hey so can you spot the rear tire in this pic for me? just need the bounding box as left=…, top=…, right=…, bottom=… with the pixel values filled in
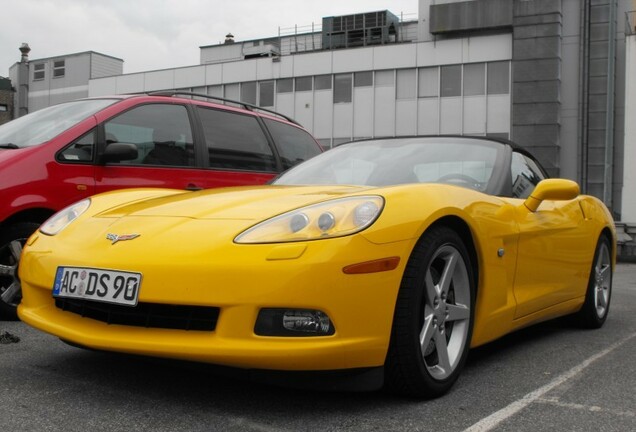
left=385, top=226, right=475, bottom=398
left=575, top=235, right=612, bottom=329
left=0, top=222, right=41, bottom=320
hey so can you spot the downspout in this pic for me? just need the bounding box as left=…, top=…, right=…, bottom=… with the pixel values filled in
left=579, top=0, right=590, bottom=192
left=603, top=0, right=617, bottom=208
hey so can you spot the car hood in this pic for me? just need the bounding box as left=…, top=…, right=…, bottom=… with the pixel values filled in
left=96, top=185, right=375, bottom=221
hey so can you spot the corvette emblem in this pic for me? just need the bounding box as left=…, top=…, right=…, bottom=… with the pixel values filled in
left=106, top=233, right=140, bottom=244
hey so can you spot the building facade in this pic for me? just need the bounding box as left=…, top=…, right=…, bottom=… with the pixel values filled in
left=9, top=46, right=123, bottom=116
left=0, top=76, right=13, bottom=125
left=7, top=0, right=636, bottom=254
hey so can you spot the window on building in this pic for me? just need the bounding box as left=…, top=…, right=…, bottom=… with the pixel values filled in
left=240, top=81, right=257, bottom=105
left=197, top=107, right=276, bottom=172
left=354, top=71, right=373, bottom=87
left=259, top=81, right=274, bottom=107
left=464, top=63, right=485, bottom=96
left=295, top=76, right=312, bottom=92
left=440, top=65, right=462, bottom=97
left=418, top=67, right=438, bottom=97
left=396, top=69, right=416, bottom=99
left=104, top=104, right=195, bottom=167
left=207, top=85, right=223, bottom=98
left=334, top=74, right=352, bottom=103
left=53, top=60, right=65, bottom=78
left=315, top=75, right=332, bottom=90
left=277, top=78, right=293, bottom=93
left=33, top=63, right=45, bottom=81
left=375, top=70, right=394, bottom=86
left=488, top=61, right=510, bottom=95
left=224, top=83, right=240, bottom=101
left=0, top=104, right=7, bottom=112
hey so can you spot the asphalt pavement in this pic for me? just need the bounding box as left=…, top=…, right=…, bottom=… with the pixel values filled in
left=1, top=264, right=635, bottom=432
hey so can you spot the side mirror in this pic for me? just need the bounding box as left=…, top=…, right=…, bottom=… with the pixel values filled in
left=524, top=179, right=580, bottom=212
left=99, top=143, right=138, bottom=164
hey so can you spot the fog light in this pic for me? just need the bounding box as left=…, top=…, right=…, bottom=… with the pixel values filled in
left=255, top=308, right=335, bottom=336
left=283, top=310, right=331, bottom=333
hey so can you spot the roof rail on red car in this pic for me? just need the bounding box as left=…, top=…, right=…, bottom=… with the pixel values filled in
left=147, top=91, right=300, bottom=126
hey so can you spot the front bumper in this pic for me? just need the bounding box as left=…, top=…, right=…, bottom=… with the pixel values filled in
left=19, top=229, right=412, bottom=371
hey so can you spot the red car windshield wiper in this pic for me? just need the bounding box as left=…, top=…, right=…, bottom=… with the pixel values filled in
left=0, top=143, right=19, bottom=149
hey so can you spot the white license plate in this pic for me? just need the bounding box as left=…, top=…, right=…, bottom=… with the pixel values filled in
left=52, top=267, right=142, bottom=306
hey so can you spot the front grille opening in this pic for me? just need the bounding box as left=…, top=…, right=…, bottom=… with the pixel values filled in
left=55, top=298, right=219, bottom=331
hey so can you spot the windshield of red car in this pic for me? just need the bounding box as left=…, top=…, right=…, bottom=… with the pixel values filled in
left=0, top=99, right=116, bottom=148
left=274, top=137, right=501, bottom=193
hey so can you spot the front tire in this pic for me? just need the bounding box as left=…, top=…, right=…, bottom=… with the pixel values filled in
left=0, top=222, right=41, bottom=320
left=385, top=226, right=475, bottom=398
left=575, top=235, right=612, bottom=329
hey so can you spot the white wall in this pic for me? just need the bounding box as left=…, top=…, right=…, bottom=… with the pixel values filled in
left=621, top=35, right=636, bottom=222
left=89, top=33, right=513, bottom=146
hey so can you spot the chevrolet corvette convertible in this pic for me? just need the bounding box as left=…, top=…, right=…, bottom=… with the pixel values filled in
left=18, top=136, right=615, bottom=397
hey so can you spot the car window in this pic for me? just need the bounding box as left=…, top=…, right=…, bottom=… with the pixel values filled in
left=511, top=152, right=545, bottom=198
left=104, top=104, right=195, bottom=167
left=262, top=118, right=321, bottom=169
left=58, top=130, right=95, bottom=162
left=0, top=99, right=115, bottom=148
left=197, top=107, right=276, bottom=172
left=275, top=137, right=501, bottom=193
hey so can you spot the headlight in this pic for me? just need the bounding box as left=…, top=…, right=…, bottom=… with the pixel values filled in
left=235, top=196, right=384, bottom=244
left=40, top=199, right=91, bottom=236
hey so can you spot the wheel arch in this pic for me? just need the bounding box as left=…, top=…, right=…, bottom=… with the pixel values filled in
left=423, top=215, right=480, bottom=294
left=599, top=226, right=616, bottom=268
left=1, top=208, right=55, bottom=230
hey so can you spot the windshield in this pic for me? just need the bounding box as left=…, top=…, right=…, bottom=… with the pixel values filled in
left=0, top=99, right=117, bottom=148
left=274, top=137, right=503, bottom=193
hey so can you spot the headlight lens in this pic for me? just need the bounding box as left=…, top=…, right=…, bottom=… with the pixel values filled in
left=40, top=199, right=91, bottom=236
left=235, top=196, right=384, bottom=244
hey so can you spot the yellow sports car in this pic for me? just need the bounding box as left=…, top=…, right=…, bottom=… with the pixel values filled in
left=18, top=136, right=615, bottom=398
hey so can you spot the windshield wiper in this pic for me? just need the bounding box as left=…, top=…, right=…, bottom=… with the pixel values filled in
left=0, top=143, right=19, bottom=149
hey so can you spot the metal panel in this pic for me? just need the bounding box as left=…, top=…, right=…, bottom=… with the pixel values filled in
left=175, top=66, right=205, bottom=88
left=463, top=96, right=487, bottom=134
left=430, top=0, right=513, bottom=34
left=440, top=98, right=462, bottom=134
left=144, top=70, right=175, bottom=91
left=417, top=98, right=439, bottom=135
left=333, top=103, right=353, bottom=138
left=313, top=91, right=333, bottom=139
left=353, top=87, right=373, bottom=137
left=395, top=100, right=417, bottom=136
left=374, top=86, right=395, bottom=137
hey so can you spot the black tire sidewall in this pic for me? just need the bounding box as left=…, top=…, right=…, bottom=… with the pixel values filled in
left=578, top=235, right=612, bottom=328
left=386, top=226, right=476, bottom=397
left=0, top=222, right=41, bottom=320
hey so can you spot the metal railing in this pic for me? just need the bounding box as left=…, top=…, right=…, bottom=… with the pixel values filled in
left=276, top=12, right=419, bottom=55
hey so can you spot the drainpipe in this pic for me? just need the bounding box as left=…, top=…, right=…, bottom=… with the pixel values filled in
left=578, top=0, right=590, bottom=193
left=603, top=0, right=617, bottom=208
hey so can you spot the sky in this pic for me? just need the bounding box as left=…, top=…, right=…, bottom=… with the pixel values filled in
left=1, top=0, right=419, bottom=77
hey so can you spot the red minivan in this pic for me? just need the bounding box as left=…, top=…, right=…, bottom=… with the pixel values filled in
left=0, top=93, right=323, bottom=319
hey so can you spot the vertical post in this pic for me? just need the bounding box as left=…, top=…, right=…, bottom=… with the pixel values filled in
left=603, top=0, right=617, bottom=207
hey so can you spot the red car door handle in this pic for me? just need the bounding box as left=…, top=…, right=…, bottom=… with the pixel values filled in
left=185, top=184, right=203, bottom=191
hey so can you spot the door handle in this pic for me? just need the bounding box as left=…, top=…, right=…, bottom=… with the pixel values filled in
left=185, top=183, right=203, bottom=191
